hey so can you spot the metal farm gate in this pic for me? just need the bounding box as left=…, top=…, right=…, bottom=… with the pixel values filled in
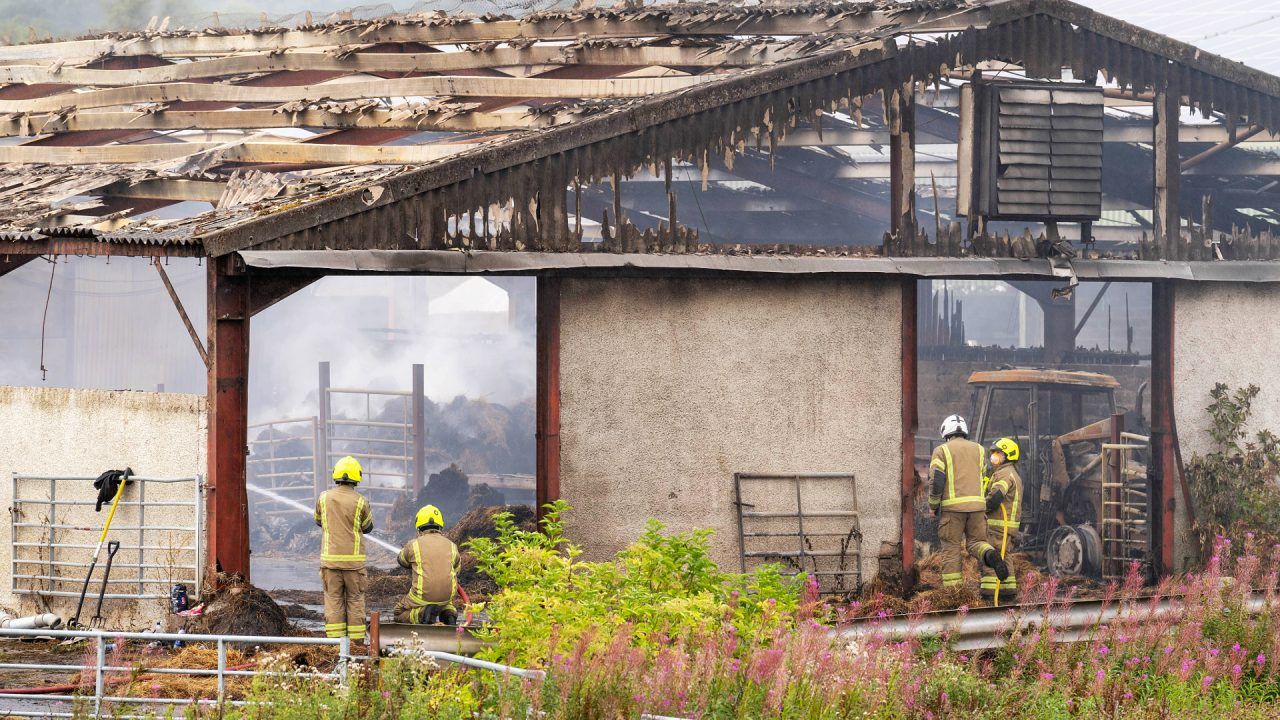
left=734, top=472, right=863, bottom=595
left=9, top=474, right=203, bottom=603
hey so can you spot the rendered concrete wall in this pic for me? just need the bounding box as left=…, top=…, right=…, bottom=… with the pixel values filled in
left=0, top=386, right=205, bottom=628
left=558, top=277, right=903, bottom=583
left=1173, top=282, right=1280, bottom=570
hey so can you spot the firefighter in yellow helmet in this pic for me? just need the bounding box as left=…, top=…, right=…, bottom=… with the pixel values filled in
left=314, top=455, right=374, bottom=641
left=929, top=415, right=1009, bottom=591
left=982, top=437, right=1023, bottom=602
left=393, top=504, right=462, bottom=625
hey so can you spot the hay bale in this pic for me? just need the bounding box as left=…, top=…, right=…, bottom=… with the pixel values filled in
left=446, top=505, right=537, bottom=602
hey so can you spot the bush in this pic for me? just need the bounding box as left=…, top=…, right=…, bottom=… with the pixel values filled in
left=1186, top=384, right=1280, bottom=556
left=464, top=500, right=803, bottom=667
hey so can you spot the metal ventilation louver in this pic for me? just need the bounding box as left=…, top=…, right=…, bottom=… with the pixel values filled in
left=978, top=83, right=1104, bottom=221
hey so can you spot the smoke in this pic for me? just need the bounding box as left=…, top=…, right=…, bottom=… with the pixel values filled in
left=0, top=255, right=536, bottom=427
left=248, top=276, right=536, bottom=422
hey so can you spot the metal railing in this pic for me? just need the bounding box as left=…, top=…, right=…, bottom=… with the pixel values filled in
left=10, top=474, right=203, bottom=602
left=0, top=626, right=539, bottom=719
left=247, top=416, right=322, bottom=515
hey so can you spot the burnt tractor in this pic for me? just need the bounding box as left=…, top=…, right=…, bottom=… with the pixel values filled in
left=966, top=368, right=1152, bottom=580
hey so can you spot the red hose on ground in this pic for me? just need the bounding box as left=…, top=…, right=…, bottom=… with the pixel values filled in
left=457, top=585, right=473, bottom=625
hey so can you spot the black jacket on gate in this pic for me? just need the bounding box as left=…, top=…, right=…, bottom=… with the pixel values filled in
left=93, top=467, right=134, bottom=512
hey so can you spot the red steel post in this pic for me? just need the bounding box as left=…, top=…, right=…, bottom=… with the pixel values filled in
left=206, top=256, right=251, bottom=581
left=535, top=275, right=562, bottom=521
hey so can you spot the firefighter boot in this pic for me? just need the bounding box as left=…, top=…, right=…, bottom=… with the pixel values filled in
left=983, top=548, right=1010, bottom=582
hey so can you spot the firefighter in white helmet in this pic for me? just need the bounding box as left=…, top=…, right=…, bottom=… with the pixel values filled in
left=314, top=455, right=374, bottom=641
left=929, top=415, right=1009, bottom=591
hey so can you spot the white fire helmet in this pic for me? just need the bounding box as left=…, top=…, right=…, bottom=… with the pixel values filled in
left=940, top=414, right=968, bottom=439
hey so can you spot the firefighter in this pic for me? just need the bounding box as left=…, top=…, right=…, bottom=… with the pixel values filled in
left=393, top=504, right=462, bottom=626
left=314, top=455, right=374, bottom=641
left=929, top=415, right=1009, bottom=591
left=982, top=437, right=1023, bottom=602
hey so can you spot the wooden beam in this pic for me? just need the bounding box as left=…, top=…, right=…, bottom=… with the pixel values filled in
left=889, top=82, right=916, bottom=252
left=0, top=140, right=468, bottom=165
left=1150, top=280, right=1177, bottom=575
left=0, top=8, right=990, bottom=64
left=206, top=254, right=251, bottom=581
left=0, top=238, right=204, bottom=257
left=0, top=106, right=554, bottom=137
left=1180, top=124, right=1265, bottom=172
left=96, top=178, right=227, bottom=204
left=0, top=45, right=823, bottom=85
left=0, top=75, right=713, bottom=114
left=154, top=257, right=208, bottom=369
left=1153, top=84, right=1181, bottom=259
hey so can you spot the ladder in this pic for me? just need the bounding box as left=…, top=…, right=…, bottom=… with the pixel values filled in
left=1100, top=439, right=1151, bottom=581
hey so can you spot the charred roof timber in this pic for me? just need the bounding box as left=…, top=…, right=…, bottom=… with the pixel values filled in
left=0, top=0, right=1278, bottom=268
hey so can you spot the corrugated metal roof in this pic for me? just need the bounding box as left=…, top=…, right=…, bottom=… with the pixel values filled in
left=1077, top=1, right=1280, bottom=74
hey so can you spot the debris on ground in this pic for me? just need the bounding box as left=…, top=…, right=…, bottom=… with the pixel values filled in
left=189, top=574, right=296, bottom=637
left=447, top=505, right=537, bottom=601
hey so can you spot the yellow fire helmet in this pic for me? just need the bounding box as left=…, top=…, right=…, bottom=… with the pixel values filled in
left=415, top=504, right=445, bottom=530
left=331, top=455, right=363, bottom=483
left=990, top=437, right=1021, bottom=463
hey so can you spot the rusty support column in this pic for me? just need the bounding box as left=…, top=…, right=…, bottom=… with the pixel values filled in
left=206, top=255, right=250, bottom=581
left=535, top=275, right=561, bottom=521
left=889, top=82, right=917, bottom=255
left=900, top=279, right=918, bottom=594
left=1150, top=281, right=1176, bottom=575
left=411, top=363, right=426, bottom=496
left=1153, top=82, right=1181, bottom=259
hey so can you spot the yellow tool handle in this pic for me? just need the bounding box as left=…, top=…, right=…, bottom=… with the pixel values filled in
left=994, top=504, right=1010, bottom=608
left=97, top=481, right=127, bottom=544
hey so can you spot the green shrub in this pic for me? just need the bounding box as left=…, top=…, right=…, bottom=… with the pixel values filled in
left=1186, top=384, right=1280, bottom=556
left=465, top=500, right=803, bottom=667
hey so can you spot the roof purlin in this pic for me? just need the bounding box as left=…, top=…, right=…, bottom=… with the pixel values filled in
left=198, top=0, right=1280, bottom=258
left=198, top=4, right=992, bottom=256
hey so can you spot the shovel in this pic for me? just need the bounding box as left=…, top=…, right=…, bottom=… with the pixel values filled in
left=68, top=480, right=127, bottom=629
left=90, top=541, right=121, bottom=628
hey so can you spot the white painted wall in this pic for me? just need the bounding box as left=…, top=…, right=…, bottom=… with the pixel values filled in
left=1173, top=282, right=1280, bottom=570
left=0, top=386, right=205, bottom=628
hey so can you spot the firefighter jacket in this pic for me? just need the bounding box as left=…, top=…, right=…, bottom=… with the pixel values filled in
left=985, top=462, right=1022, bottom=530
left=929, top=437, right=987, bottom=513
left=314, top=484, right=374, bottom=570
left=396, top=529, right=460, bottom=608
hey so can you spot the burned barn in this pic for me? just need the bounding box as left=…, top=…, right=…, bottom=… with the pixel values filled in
left=3, top=0, right=1280, bottom=614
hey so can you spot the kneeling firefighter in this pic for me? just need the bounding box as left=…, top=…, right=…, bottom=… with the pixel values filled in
left=982, top=437, right=1023, bottom=602
left=315, top=455, right=375, bottom=641
left=394, top=504, right=461, bottom=625
left=929, top=414, right=1010, bottom=591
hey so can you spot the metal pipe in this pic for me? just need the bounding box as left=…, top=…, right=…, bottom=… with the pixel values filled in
left=0, top=612, right=59, bottom=629
left=835, top=595, right=1269, bottom=652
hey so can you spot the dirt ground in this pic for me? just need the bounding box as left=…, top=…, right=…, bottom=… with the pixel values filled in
left=0, top=636, right=340, bottom=700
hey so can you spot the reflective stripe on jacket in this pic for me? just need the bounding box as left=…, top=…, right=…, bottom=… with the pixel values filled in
left=986, top=462, right=1022, bottom=529
left=928, top=437, right=987, bottom=513
left=314, top=484, right=374, bottom=570
left=396, top=530, right=460, bottom=608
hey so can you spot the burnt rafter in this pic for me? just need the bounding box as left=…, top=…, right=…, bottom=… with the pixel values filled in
left=200, top=4, right=1280, bottom=260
